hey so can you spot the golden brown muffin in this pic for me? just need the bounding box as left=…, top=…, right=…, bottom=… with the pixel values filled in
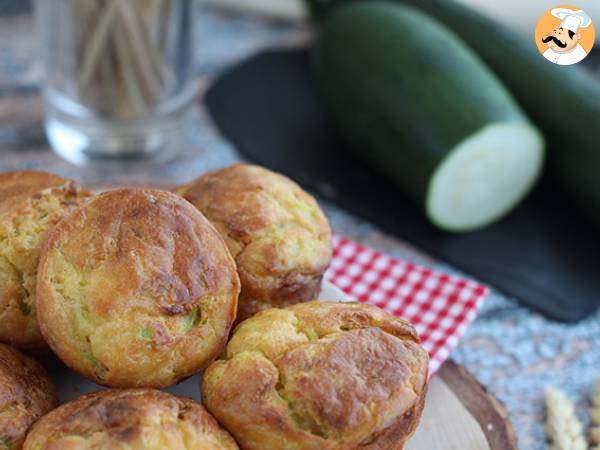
left=23, top=388, right=239, bottom=450
left=36, top=188, right=240, bottom=388
left=0, top=171, right=90, bottom=350
left=176, top=164, right=332, bottom=323
left=201, top=301, right=429, bottom=450
left=0, top=343, right=57, bottom=449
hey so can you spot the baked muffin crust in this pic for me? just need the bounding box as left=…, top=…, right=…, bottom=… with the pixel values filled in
left=0, top=343, right=57, bottom=449
left=36, top=188, right=240, bottom=388
left=201, top=301, right=429, bottom=450
left=23, top=389, right=239, bottom=450
left=177, top=164, right=332, bottom=322
left=0, top=171, right=90, bottom=350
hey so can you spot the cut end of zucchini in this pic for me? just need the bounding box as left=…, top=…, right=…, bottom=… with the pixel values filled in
left=426, top=123, right=544, bottom=232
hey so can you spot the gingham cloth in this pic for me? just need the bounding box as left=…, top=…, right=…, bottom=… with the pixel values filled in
left=324, top=235, right=489, bottom=375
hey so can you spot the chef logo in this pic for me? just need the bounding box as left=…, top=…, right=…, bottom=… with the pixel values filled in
left=535, top=5, right=595, bottom=65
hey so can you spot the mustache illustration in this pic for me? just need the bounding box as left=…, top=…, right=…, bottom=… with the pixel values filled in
left=542, top=35, right=568, bottom=48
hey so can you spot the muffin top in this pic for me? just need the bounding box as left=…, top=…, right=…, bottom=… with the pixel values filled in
left=177, top=164, right=332, bottom=316
left=0, top=171, right=90, bottom=350
left=0, top=343, right=57, bottom=449
left=37, top=189, right=240, bottom=388
left=201, top=301, right=429, bottom=450
left=23, top=389, right=239, bottom=450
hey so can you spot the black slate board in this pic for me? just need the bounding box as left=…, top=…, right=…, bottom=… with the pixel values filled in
left=205, top=48, right=600, bottom=322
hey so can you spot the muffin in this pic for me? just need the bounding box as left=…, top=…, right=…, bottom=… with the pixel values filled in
left=36, top=188, right=240, bottom=388
left=176, top=164, right=332, bottom=322
left=0, top=171, right=90, bottom=350
left=23, top=389, right=239, bottom=450
left=0, top=343, right=57, bottom=449
left=201, top=301, right=429, bottom=450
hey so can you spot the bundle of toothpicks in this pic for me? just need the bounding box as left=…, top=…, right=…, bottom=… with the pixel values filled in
left=73, top=0, right=175, bottom=119
left=545, top=377, right=600, bottom=450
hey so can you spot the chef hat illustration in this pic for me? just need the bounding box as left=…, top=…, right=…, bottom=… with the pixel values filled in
left=551, top=8, right=592, bottom=33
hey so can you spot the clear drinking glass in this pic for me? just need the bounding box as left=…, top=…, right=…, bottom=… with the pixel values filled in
left=35, top=0, right=196, bottom=164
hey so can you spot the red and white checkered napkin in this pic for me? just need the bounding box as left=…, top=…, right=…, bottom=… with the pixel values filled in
left=324, top=235, right=489, bottom=375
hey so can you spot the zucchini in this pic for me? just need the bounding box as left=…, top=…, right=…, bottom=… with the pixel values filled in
left=312, top=2, right=544, bottom=231
left=308, top=0, right=600, bottom=226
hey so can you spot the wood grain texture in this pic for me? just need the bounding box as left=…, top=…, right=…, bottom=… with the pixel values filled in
left=437, top=361, right=518, bottom=450
left=406, top=361, right=517, bottom=450
left=407, top=376, right=490, bottom=450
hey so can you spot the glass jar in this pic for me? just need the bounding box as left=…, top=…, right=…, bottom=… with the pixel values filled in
left=35, top=0, right=197, bottom=164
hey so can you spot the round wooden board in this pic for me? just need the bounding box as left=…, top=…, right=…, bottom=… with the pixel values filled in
left=430, top=361, right=517, bottom=450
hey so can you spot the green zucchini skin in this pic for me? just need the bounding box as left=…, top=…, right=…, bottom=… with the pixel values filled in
left=312, top=2, right=537, bottom=205
left=308, top=0, right=600, bottom=225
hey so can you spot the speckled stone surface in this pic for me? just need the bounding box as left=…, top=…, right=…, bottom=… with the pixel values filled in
left=0, top=7, right=598, bottom=449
